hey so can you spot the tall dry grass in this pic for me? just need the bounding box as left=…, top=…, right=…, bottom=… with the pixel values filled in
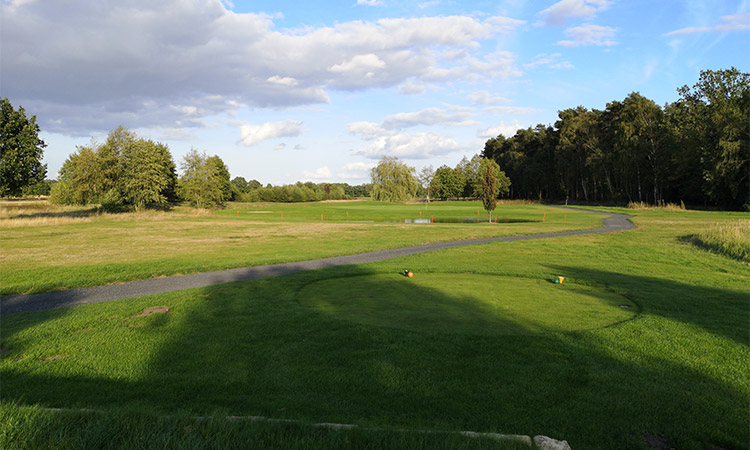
left=688, top=220, right=750, bottom=263
left=0, top=199, right=187, bottom=227
left=0, top=200, right=98, bottom=227
left=627, top=200, right=686, bottom=211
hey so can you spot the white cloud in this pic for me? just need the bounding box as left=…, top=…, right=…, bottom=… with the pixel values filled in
left=349, top=121, right=461, bottom=159
left=336, top=162, right=376, bottom=179
left=419, top=1, right=440, bottom=9
left=523, top=53, right=574, bottom=70
left=398, top=79, right=427, bottom=95
left=665, top=13, right=750, bottom=36
left=267, top=75, right=299, bottom=86
left=239, top=120, right=305, bottom=147
left=329, top=54, right=387, bottom=74
left=467, top=90, right=509, bottom=105
left=1, top=0, right=525, bottom=134
left=357, top=0, right=384, bottom=5
left=327, top=54, right=390, bottom=88
left=422, top=51, right=521, bottom=82
left=550, top=60, right=575, bottom=69
left=439, top=49, right=469, bottom=61
left=477, top=120, right=524, bottom=138
left=556, top=24, right=617, bottom=47
left=382, top=107, right=476, bottom=129
left=537, top=0, right=611, bottom=27
left=154, top=127, right=199, bottom=141
left=294, top=144, right=307, bottom=150
left=483, top=106, right=538, bottom=115
left=303, top=166, right=333, bottom=179
left=273, top=143, right=287, bottom=150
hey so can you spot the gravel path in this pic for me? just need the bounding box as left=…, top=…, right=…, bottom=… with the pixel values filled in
left=0, top=208, right=634, bottom=315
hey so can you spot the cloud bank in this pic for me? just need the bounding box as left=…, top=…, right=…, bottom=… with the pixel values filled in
left=1, top=0, right=525, bottom=135
left=240, top=120, right=305, bottom=147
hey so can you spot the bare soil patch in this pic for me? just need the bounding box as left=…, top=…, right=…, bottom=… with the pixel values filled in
left=126, top=306, right=169, bottom=320
left=40, top=355, right=67, bottom=361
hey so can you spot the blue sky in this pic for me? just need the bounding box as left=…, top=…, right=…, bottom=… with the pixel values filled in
left=2, top=0, right=748, bottom=185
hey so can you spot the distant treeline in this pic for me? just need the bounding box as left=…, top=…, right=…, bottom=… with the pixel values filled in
left=231, top=178, right=371, bottom=203
left=46, top=126, right=372, bottom=210
left=481, top=68, right=749, bottom=210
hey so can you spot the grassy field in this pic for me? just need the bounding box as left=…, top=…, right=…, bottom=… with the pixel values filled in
left=1, top=203, right=748, bottom=449
left=688, top=219, right=750, bottom=262
left=0, top=199, right=600, bottom=295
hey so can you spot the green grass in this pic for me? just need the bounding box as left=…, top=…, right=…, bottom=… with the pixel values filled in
left=0, top=403, right=528, bottom=450
left=0, top=200, right=601, bottom=295
left=300, top=274, right=636, bottom=335
left=1, top=205, right=748, bottom=449
left=687, top=219, right=750, bottom=262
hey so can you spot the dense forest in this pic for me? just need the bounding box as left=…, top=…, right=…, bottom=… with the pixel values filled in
left=481, top=68, right=749, bottom=210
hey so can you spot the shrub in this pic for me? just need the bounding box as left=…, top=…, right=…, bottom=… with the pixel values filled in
left=99, top=189, right=127, bottom=213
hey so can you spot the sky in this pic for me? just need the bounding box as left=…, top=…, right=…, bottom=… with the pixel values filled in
left=1, top=0, right=748, bottom=185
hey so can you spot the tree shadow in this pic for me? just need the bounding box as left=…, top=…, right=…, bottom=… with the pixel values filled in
left=680, top=234, right=749, bottom=263
left=1, top=265, right=747, bottom=449
left=1, top=207, right=101, bottom=220
left=544, top=264, right=749, bottom=345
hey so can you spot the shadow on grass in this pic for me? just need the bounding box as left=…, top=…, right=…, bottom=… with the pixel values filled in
left=1, top=203, right=176, bottom=221
left=680, top=234, right=750, bottom=264
left=1, top=207, right=101, bottom=220
left=545, top=264, right=749, bottom=345
left=1, top=265, right=748, bottom=449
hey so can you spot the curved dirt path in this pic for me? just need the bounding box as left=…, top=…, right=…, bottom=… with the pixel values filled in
left=0, top=209, right=635, bottom=315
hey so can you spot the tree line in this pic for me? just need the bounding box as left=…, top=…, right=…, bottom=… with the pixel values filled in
left=481, top=68, right=749, bottom=210
left=46, top=126, right=373, bottom=210
left=369, top=155, right=509, bottom=218
left=2, top=68, right=745, bottom=209
left=1, top=99, right=373, bottom=208
left=231, top=178, right=370, bottom=203
left=425, top=155, right=510, bottom=201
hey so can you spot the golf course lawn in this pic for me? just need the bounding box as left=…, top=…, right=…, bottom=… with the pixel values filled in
left=1, top=200, right=600, bottom=295
left=299, top=273, right=637, bottom=335
left=0, top=204, right=748, bottom=449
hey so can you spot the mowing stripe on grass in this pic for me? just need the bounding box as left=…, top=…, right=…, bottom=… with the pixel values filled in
left=0, top=209, right=634, bottom=315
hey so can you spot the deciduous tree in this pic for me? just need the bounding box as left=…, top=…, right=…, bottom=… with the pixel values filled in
left=49, top=127, right=177, bottom=210
left=418, top=165, right=434, bottom=202
left=178, top=149, right=231, bottom=208
left=676, top=68, right=749, bottom=209
left=370, top=156, right=418, bottom=202
left=430, top=165, right=464, bottom=200
left=478, top=158, right=510, bottom=220
left=0, top=98, right=47, bottom=197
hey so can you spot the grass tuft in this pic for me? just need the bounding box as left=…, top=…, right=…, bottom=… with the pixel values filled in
left=687, top=219, right=750, bottom=262
left=627, top=201, right=685, bottom=211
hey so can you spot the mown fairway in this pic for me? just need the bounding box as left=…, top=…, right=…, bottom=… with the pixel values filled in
left=0, top=200, right=600, bottom=295
left=1, top=203, right=748, bottom=449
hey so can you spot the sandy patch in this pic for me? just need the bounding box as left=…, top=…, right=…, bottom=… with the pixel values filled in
left=127, top=306, right=169, bottom=320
